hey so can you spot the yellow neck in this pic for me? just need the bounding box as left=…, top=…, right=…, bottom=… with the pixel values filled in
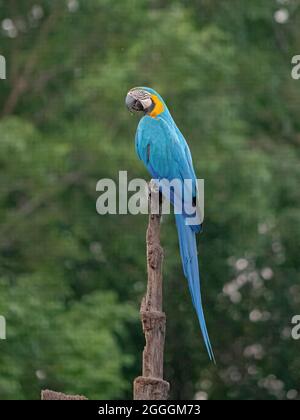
left=149, top=95, right=165, bottom=118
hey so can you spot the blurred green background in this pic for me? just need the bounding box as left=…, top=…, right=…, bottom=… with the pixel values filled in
left=0, top=0, right=300, bottom=400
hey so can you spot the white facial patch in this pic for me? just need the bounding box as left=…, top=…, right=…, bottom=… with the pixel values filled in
left=139, top=97, right=153, bottom=110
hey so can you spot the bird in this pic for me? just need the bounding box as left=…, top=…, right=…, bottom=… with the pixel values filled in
left=125, top=87, right=215, bottom=362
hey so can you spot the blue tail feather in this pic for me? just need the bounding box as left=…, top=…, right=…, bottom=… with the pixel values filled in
left=175, top=213, right=215, bottom=362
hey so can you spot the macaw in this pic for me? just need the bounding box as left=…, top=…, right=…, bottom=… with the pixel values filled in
left=126, top=87, right=214, bottom=361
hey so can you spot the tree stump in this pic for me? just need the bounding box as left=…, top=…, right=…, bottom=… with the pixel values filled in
left=133, top=184, right=170, bottom=400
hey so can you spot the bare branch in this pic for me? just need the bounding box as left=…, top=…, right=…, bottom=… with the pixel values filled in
left=134, top=184, right=170, bottom=400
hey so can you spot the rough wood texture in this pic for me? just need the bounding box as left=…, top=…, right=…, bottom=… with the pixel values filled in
left=41, top=390, right=87, bottom=400
left=134, top=185, right=170, bottom=400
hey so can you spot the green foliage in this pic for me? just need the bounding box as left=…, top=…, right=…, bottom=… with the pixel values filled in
left=0, top=0, right=299, bottom=400
left=0, top=273, right=135, bottom=399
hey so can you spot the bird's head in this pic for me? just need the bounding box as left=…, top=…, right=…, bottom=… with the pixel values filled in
left=125, top=87, right=165, bottom=118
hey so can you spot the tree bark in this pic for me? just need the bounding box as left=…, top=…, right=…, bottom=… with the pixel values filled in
left=41, top=390, right=87, bottom=400
left=133, top=184, right=170, bottom=400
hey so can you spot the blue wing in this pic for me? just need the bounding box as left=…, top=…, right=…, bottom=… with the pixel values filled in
left=135, top=116, right=215, bottom=361
left=136, top=116, right=197, bottom=191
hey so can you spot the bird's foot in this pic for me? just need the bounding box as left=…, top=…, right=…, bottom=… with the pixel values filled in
left=149, top=179, right=159, bottom=195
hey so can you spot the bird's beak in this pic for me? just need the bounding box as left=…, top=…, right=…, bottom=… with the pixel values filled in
left=125, top=93, right=144, bottom=112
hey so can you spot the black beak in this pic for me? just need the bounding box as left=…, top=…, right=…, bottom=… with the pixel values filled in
left=125, top=94, right=144, bottom=112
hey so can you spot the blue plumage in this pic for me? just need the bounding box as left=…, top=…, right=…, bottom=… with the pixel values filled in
left=131, top=87, right=215, bottom=361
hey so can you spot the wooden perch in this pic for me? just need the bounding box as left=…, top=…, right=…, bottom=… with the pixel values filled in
left=133, top=184, right=170, bottom=400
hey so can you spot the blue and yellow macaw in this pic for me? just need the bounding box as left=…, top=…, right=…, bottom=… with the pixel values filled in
left=126, top=87, right=214, bottom=361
